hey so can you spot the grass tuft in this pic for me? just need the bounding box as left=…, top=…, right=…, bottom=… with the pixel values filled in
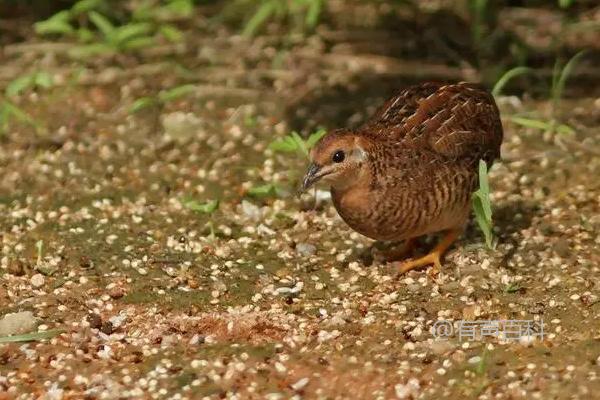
left=269, top=128, right=326, bottom=159
left=491, top=66, right=531, bottom=97
left=472, top=160, right=494, bottom=249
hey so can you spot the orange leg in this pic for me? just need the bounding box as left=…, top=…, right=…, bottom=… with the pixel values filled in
left=375, top=238, right=416, bottom=262
left=397, top=229, right=462, bottom=275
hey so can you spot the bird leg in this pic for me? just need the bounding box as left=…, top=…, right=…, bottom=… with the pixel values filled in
left=397, top=229, right=462, bottom=275
left=374, top=238, right=416, bottom=262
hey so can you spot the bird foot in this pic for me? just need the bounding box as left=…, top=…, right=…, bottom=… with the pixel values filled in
left=396, top=251, right=442, bottom=275
left=395, top=228, right=462, bottom=276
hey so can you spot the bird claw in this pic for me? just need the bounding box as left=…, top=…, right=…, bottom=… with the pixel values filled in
left=395, top=253, right=442, bottom=276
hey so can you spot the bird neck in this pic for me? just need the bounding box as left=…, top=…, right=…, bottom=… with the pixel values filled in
left=329, top=162, right=372, bottom=193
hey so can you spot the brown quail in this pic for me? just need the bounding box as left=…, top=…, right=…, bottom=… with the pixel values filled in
left=301, top=82, right=503, bottom=273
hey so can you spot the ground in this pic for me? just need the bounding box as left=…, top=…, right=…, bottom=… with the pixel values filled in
left=1, top=2, right=600, bottom=400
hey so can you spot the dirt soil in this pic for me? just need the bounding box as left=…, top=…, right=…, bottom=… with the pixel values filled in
left=1, top=3, right=600, bottom=399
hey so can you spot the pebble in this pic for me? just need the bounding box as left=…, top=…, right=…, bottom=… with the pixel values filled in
left=275, top=362, right=287, bottom=373
left=0, top=311, right=38, bottom=336
left=7, top=260, right=25, bottom=276
left=87, top=313, right=102, bottom=330
left=101, top=321, right=114, bottom=335
left=290, top=377, right=309, bottom=391
left=109, top=287, right=125, bottom=299
left=241, top=200, right=262, bottom=221
left=395, top=378, right=420, bottom=399
left=296, top=243, right=316, bottom=256
left=31, top=273, right=45, bottom=288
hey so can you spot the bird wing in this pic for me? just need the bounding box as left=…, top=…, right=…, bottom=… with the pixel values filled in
left=366, top=82, right=503, bottom=166
left=418, top=83, right=503, bottom=165
left=360, top=82, right=443, bottom=138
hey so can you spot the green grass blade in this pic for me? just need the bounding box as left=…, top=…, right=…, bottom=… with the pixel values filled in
left=556, top=123, right=575, bottom=135
left=0, top=329, right=64, bottom=344
left=129, top=96, right=157, bottom=113
left=305, top=128, right=327, bottom=149
left=34, top=11, right=74, bottom=36
left=163, top=0, right=194, bottom=19
left=558, top=0, right=574, bottom=9
left=3, top=101, right=38, bottom=127
left=159, top=24, right=184, bottom=42
left=88, top=11, right=115, bottom=38
left=510, top=116, right=552, bottom=131
left=247, top=183, right=277, bottom=197
left=77, top=28, right=95, bottom=43
left=243, top=1, right=276, bottom=37
left=492, top=66, right=531, bottom=97
left=477, top=160, right=490, bottom=198
left=113, top=22, right=153, bottom=45
left=183, top=199, right=219, bottom=214
left=552, top=50, right=587, bottom=108
left=551, top=58, right=561, bottom=103
left=291, top=131, right=308, bottom=156
left=305, top=0, right=323, bottom=29
left=505, top=283, right=522, bottom=293
left=473, top=194, right=493, bottom=249
left=470, top=0, right=489, bottom=43
left=72, top=0, right=104, bottom=15
left=269, top=136, right=299, bottom=152
left=158, top=84, right=196, bottom=103
left=34, top=72, right=54, bottom=89
left=6, top=75, right=33, bottom=97
left=474, top=191, right=492, bottom=225
left=472, top=160, right=494, bottom=249
left=121, top=36, right=155, bottom=51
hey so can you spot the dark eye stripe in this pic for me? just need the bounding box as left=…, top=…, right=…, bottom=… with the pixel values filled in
left=332, top=150, right=345, bottom=163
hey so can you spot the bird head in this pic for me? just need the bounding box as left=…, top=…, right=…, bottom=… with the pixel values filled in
left=301, top=129, right=371, bottom=192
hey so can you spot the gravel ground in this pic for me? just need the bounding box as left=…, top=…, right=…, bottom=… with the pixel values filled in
left=1, top=4, right=600, bottom=399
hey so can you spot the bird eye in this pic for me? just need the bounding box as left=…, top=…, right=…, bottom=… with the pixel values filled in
left=332, top=150, right=345, bottom=163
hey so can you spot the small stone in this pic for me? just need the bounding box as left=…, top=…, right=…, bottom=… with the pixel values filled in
left=0, top=311, right=38, bottom=336
left=101, top=321, right=114, bottom=335
left=7, top=260, right=26, bottom=276
left=290, top=377, right=309, bottom=391
left=275, top=362, right=287, bottom=373
left=395, top=378, right=420, bottom=399
left=108, top=315, right=126, bottom=328
left=162, top=111, right=204, bottom=143
left=241, top=200, right=262, bottom=221
left=87, top=313, right=102, bottom=330
left=296, top=243, right=316, bottom=257
left=79, top=256, right=93, bottom=269
left=31, top=274, right=45, bottom=288
left=109, top=287, right=125, bottom=299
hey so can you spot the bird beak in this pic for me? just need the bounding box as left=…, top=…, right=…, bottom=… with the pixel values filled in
left=300, top=163, right=322, bottom=193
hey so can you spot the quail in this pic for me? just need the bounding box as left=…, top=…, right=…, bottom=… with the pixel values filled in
left=301, top=82, right=503, bottom=273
